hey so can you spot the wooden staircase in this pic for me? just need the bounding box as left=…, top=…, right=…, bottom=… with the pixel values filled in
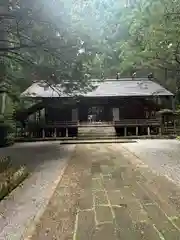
left=78, top=122, right=116, bottom=139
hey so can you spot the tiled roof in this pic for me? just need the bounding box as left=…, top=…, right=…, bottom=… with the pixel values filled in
left=21, top=78, right=173, bottom=98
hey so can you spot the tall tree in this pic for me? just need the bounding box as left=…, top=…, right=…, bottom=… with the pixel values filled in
left=119, top=0, right=180, bottom=87
left=0, top=0, right=99, bottom=97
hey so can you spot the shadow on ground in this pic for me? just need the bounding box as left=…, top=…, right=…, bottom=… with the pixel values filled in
left=0, top=141, right=65, bottom=172
left=61, top=140, right=136, bottom=144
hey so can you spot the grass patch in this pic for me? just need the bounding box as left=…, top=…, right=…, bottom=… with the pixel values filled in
left=0, top=157, right=29, bottom=201
left=0, top=156, right=11, bottom=173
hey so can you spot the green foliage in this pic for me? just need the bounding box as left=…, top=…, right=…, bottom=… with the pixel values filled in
left=71, top=0, right=180, bottom=95
left=0, top=164, right=29, bottom=201
left=0, top=0, right=100, bottom=99
left=1, top=0, right=180, bottom=103
left=0, top=117, right=15, bottom=147
left=0, top=156, right=11, bottom=173
left=0, top=92, right=16, bottom=146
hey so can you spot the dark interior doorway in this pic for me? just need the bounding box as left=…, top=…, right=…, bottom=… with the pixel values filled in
left=88, top=106, right=104, bottom=122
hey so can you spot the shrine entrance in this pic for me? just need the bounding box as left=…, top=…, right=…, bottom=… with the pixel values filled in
left=88, top=106, right=104, bottom=122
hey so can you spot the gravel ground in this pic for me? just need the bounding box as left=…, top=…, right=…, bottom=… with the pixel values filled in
left=122, top=139, right=180, bottom=185
left=0, top=142, right=75, bottom=240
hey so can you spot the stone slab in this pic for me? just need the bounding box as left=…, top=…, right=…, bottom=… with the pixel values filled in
left=75, top=210, right=95, bottom=240
left=95, top=206, right=113, bottom=223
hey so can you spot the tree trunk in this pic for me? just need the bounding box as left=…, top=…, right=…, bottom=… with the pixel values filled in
left=0, top=1, right=9, bottom=114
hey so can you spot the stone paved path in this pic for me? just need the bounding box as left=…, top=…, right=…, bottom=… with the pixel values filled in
left=27, top=144, right=180, bottom=240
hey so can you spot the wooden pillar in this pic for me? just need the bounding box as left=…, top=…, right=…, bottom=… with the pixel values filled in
left=1, top=92, right=6, bottom=115
left=159, top=126, right=162, bottom=135
left=172, top=96, right=175, bottom=113
left=173, top=118, right=176, bottom=134
left=66, top=128, right=68, bottom=137
left=21, top=126, right=23, bottom=137
left=42, top=129, right=45, bottom=138
left=147, top=126, right=150, bottom=136
left=124, top=127, right=127, bottom=137
left=136, top=126, right=139, bottom=136
left=54, top=128, right=57, bottom=138
left=34, top=112, right=36, bottom=122
left=38, top=110, right=41, bottom=121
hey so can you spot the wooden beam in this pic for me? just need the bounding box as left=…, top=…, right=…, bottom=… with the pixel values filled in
left=172, top=96, right=175, bottom=113
left=136, top=126, right=139, bottom=136
left=124, top=127, right=127, bottom=136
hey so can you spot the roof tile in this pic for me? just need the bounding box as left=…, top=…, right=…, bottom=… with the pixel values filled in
left=21, top=78, right=173, bottom=98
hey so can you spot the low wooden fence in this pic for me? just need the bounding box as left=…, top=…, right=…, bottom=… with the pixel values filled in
left=22, top=118, right=161, bottom=128
left=114, top=119, right=161, bottom=126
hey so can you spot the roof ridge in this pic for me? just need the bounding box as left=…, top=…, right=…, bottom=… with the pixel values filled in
left=104, top=77, right=149, bottom=81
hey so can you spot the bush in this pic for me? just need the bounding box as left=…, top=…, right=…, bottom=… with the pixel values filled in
left=0, top=166, right=29, bottom=201
left=5, top=133, right=15, bottom=146
left=0, top=116, right=15, bottom=147
left=0, top=156, right=11, bottom=173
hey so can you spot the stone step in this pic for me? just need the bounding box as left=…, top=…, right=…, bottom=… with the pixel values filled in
left=78, top=126, right=116, bottom=138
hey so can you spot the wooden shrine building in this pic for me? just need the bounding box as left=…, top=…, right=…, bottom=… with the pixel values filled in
left=16, top=77, right=175, bottom=138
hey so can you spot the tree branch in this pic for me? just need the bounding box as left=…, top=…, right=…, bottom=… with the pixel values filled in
left=0, top=41, right=47, bottom=51
left=0, top=52, right=35, bottom=66
left=174, top=41, right=180, bottom=65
